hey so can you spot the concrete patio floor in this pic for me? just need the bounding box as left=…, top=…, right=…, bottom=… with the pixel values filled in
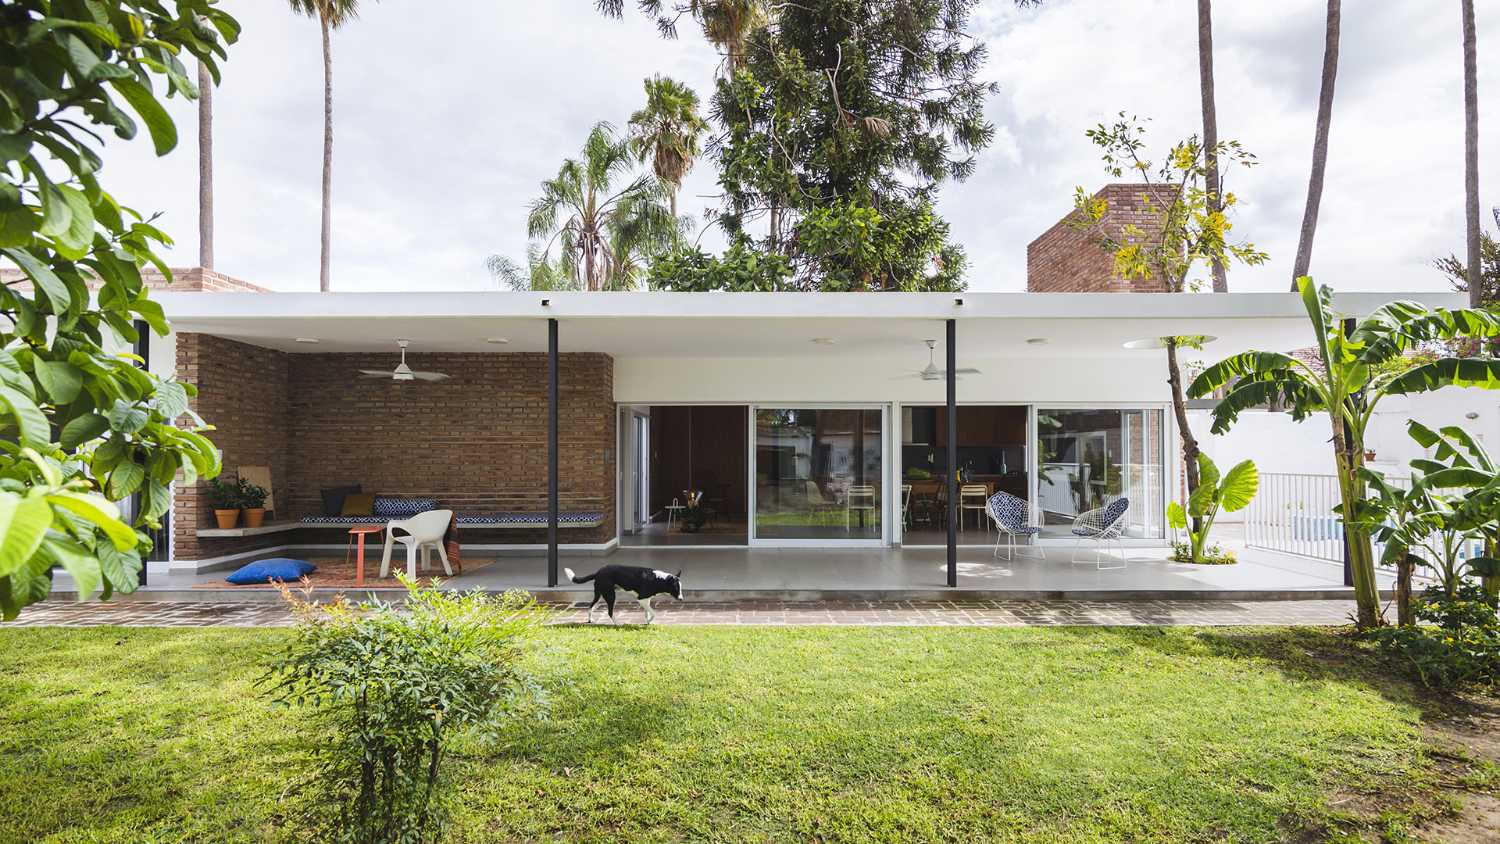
left=118, top=532, right=1395, bottom=603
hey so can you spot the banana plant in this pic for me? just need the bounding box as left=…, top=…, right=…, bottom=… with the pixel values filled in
left=1167, top=454, right=1258, bottom=563
left=1188, top=277, right=1500, bottom=628
left=1407, top=420, right=1500, bottom=600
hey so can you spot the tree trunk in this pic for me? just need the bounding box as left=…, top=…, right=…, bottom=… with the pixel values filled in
left=319, top=12, right=334, bottom=293
left=1292, top=0, right=1341, bottom=289
left=584, top=239, right=596, bottom=292
left=1197, top=0, right=1227, bottom=293
left=1165, top=337, right=1202, bottom=526
left=1396, top=552, right=1416, bottom=627
left=197, top=60, right=213, bottom=270
left=1462, top=0, right=1481, bottom=308
left=1331, top=418, right=1382, bottom=628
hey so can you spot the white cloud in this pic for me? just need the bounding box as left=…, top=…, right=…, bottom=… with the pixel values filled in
left=103, top=0, right=1498, bottom=293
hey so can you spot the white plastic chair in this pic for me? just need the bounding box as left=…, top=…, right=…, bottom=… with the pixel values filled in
left=379, top=509, right=454, bottom=580
left=959, top=484, right=989, bottom=534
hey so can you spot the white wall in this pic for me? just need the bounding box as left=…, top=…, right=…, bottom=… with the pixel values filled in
left=1190, top=386, right=1500, bottom=523
left=614, top=353, right=1171, bottom=405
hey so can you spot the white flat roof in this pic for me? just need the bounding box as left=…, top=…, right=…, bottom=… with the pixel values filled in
left=157, top=290, right=1469, bottom=358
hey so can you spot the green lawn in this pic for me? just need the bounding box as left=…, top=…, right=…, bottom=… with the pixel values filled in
left=0, top=625, right=1453, bottom=842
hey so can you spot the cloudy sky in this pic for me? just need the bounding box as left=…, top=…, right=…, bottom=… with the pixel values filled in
left=108, top=0, right=1497, bottom=293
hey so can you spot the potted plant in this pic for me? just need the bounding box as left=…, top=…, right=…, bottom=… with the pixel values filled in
left=237, top=478, right=269, bottom=528
left=207, top=478, right=241, bottom=529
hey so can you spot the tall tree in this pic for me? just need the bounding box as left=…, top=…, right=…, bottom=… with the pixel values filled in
left=1461, top=0, right=1482, bottom=308
left=628, top=76, right=709, bottom=217
left=1072, top=116, right=1267, bottom=527
left=288, top=0, right=367, bottom=292
left=526, top=123, right=675, bottom=291
left=1197, top=0, right=1227, bottom=293
left=1291, top=0, right=1341, bottom=289
left=197, top=61, right=214, bottom=269
left=597, top=1, right=770, bottom=71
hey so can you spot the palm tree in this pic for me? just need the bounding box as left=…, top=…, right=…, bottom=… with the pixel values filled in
left=288, top=0, right=366, bottom=292
left=527, top=123, right=675, bottom=291
left=628, top=76, right=708, bottom=218
left=197, top=60, right=213, bottom=269
left=1291, top=0, right=1341, bottom=289
left=1197, top=0, right=1227, bottom=293
left=1461, top=0, right=1482, bottom=308
left=596, top=1, right=769, bottom=71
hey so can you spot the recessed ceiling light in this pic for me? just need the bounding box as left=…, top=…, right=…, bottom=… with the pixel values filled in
left=811, top=337, right=836, bottom=345
left=294, top=337, right=319, bottom=344
left=1025, top=337, right=1048, bottom=345
left=485, top=337, right=510, bottom=344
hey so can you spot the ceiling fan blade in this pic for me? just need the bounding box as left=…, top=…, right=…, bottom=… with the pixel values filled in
left=411, top=371, right=450, bottom=382
left=358, top=369, right=395, bottom=378
left=953, top=367, right=982, bottom=375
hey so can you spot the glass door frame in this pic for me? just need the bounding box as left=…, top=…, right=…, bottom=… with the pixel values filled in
left=747, top=403, right=891, bottom=548
left=893, top=401, right=1036, bottom=548
left=1031, top=401, right=1173, bottom=545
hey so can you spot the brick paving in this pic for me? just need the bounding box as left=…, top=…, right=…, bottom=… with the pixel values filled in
left=9, top=598, right=1357, bottom=628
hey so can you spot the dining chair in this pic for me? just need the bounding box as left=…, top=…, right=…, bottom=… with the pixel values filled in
left=846, top=484, right=877, bottom=532
left=959, top=484, right=989, bottom=534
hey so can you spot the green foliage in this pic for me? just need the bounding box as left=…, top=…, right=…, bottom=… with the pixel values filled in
left=264, top=581, right=552, bottom=843
left=0, top=0, right=235, bottom=620
left=519, top=122, right=676, bottom=291
left=627, top=74, right=707, bottom=213
left=1373, top=583, right=1500, bottom=691
left=1188, top=278, right=1500, bottom=627
left=703, top=0, right=999, bottom=290
left=205, top=477, right=240, bottom=510
left=1433, top=207, right=1500, bottom=307
left=1166, top=454, right=1257, bottom=563
left=647, top=239, right=791, bottom=291
left=236, top=477, right=267, bottom=509
left=1072, top=114, right=1268, bottom=293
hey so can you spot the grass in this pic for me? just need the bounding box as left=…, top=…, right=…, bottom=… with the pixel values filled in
left=0, top=624, right=1460, bottom=842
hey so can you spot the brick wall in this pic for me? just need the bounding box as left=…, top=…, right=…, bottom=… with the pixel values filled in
left=173, top=334, right=291, bottom=561
left=0, top=265, right=267, bottom=293
left=173, top=338, right=617, bottom=562
left=1027, top=184, right=1177, bottom=293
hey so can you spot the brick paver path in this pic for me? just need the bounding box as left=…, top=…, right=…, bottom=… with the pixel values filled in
left=9, top=599, right=1357, bottom=628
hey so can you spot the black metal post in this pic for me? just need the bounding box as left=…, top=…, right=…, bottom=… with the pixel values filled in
left=547, top=318, right=559, bottom=587
left=946, top=318, right=957, bottom=588
left=133, top=320, right=151, bottom=585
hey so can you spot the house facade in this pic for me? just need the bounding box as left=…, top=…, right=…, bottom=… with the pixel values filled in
left=144, top=282, right=1469, bottom=579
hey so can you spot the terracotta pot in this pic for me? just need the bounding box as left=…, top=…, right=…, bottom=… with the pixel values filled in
left=214, top=509, right=241, bottom=529
left=1364, top=450, right=1378, bottom=462
left=241, top=508, right=265, bottom=528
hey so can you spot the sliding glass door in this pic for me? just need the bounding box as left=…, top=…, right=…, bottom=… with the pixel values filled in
left=752, top=406, right=885, bottom=544
left=1036, top=407, right=1165, bottom=539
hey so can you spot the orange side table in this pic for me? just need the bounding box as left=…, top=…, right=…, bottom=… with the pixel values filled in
left=345, top=524, right=385, bottom=586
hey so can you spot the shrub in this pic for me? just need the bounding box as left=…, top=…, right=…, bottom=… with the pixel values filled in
left=265, top=581, right=552, bottom=843
left=1373, top=583, right=1500, bottom=691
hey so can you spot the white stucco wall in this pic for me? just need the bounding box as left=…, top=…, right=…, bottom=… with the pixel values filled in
left=614, top=353, right=1173, bottom=405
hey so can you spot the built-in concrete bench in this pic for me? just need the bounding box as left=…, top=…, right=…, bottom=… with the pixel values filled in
left=197, top=513, right=606, bottom=538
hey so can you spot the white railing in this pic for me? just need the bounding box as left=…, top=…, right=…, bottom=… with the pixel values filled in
left=1247, top=472, right=1485, bottom=566
left=1246, top=473, right=1350, bottom=562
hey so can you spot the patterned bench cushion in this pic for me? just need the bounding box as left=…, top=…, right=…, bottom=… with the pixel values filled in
left=456, top=512, right=604, bottom=526
left=301, top=515, right=392, bottom=525
left=372, top=497, right=438, bottom=519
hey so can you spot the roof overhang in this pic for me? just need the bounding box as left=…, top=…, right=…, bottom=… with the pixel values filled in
left=155, top=290, right=1470, bottom=359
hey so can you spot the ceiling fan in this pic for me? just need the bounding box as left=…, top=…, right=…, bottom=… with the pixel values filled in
left=359, top=339, right=450, bottom=382
left=897, top=339, right=980, bottom=381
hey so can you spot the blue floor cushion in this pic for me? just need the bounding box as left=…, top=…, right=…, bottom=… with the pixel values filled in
left=225, top=558, right=317, bottom=585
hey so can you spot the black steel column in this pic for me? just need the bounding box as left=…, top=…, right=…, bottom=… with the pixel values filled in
left=946, top=318, right=957, bottom=587
left=547, top=318, right=559, bottom=587
left=1340, top=316, right=1357, bottom=588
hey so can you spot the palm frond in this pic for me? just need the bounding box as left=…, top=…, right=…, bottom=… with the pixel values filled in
left=1379, top=357, right=1500, bottom=397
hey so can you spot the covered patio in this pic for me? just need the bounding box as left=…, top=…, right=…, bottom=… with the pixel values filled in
left=148, top=287, right=1451, bottom=597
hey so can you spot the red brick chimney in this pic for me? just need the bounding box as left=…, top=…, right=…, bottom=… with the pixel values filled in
left=1026, top=183, right=1177, bottom=293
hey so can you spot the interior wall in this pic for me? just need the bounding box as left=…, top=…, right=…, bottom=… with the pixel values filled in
left=648, top=405, right=748, bottom=522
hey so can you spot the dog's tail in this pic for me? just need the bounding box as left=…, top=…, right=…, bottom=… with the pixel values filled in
left=563, top=567, right=595, bottom=584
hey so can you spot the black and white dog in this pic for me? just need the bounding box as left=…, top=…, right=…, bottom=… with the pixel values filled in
left=564, top=565, right=683, bottom=625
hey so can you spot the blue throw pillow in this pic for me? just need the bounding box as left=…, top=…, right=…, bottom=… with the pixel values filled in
left=225, top=558, right=317, bottom=585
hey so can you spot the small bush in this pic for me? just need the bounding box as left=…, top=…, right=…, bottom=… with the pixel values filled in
left=1169, top=542, right=1237, bottom=565
left=1373, top=583, right=1500, bottom=691
left=265, top=580, right=551, bottom=843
